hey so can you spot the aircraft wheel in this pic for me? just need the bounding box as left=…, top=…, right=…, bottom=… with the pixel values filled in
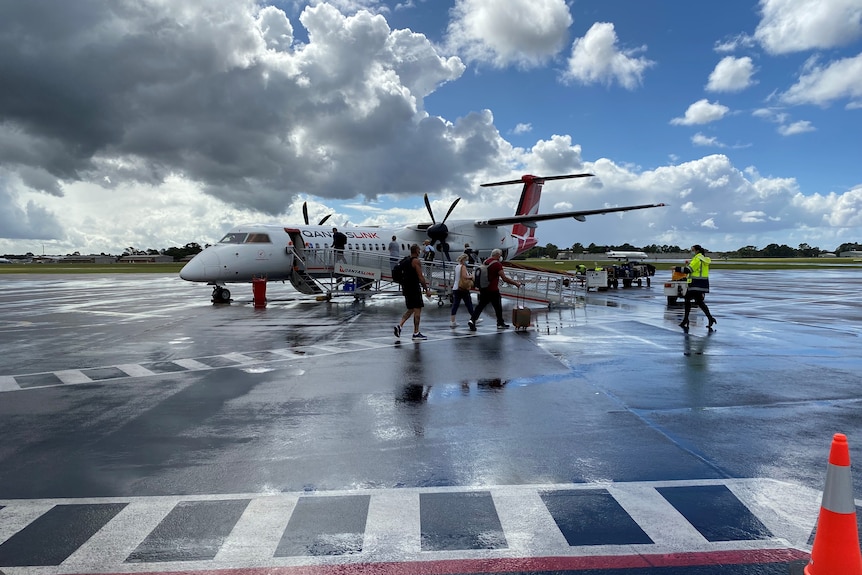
left=438, top=299, right=445, bottom=307
left=646, top=278, right=651, bottom=287
left=667, top=296, right=676, bottom=306
left=214, top=287, right=231, bottom=302
left=637, top=279, right=642, bottom=287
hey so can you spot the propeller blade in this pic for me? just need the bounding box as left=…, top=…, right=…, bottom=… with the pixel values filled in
left=302, top=202, right=309, bottom=226
left=441, top=197, right=461, bottom=224
left=318, top=214, right=332, bottom=225
left=423, top=193, right=436, bottom=223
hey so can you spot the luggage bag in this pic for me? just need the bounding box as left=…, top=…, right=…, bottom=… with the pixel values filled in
left=512, top=286, right=531, bottom=331
left=512, top=306, right=531, bottom=331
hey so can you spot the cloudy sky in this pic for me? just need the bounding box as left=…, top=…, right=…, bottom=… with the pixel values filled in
left=1, top=0, right=860, bottom=255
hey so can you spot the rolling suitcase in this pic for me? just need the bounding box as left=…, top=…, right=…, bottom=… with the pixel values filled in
left=512, top=287, right=531, bottom=331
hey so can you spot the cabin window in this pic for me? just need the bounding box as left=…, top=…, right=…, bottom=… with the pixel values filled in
left=245, top=233, right=272, bottom=243
left=219, top=232, right=247, bottom=244
left=362, top=244, right=367, bottom=251
left=348, top=243, right=353, bottom=250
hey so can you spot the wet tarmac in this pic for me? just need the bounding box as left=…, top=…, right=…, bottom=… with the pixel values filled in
left=1, top=269, right=861, bottom=574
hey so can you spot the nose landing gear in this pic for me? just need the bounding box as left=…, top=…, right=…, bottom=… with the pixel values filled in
left=211, top=285, right=232, bottom=303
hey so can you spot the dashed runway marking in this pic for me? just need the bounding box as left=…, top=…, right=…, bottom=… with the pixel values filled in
left=0, top=330, right=489, bottom=393
left=0, top=479, right=815, bottom=574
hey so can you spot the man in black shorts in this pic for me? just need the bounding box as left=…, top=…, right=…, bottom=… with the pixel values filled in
left=394, top=243, right=432, bottom=340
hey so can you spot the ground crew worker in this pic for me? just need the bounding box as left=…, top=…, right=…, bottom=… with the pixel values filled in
left=675, top=244, right=716, bottom=331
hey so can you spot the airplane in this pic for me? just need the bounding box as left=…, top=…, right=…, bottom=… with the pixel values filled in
left=606, top=250, right=649, bottom=261
left=179, top=173, right=665, bottom=302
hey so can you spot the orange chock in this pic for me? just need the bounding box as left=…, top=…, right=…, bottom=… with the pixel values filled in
left=805, top=433, right=862, bottom=575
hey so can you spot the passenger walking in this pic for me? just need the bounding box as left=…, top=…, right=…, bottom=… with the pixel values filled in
left=394, top=244, right=433, bottom=340
left=463, top=243, right=476, bottom=265
left=467, top=248, right=522, bottom=331
left=422, top=240, right=436, bottom=262
left=450, top=253, right=475, bottom=328
left=675, top=244, right=716, bottom=331
left=332, top=227, right=347, bottom=263
left=438, top=241, right=451, bottom=262
left=388, top=235, right=400, bottom=271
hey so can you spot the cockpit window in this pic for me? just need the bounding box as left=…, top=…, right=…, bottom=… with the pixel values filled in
left=245, top=233, right=272, bottom=243
left=219, top=232, right=248, bottom=244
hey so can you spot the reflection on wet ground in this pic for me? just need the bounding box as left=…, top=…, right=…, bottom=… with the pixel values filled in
left=0, top=270, right=860, bottom=573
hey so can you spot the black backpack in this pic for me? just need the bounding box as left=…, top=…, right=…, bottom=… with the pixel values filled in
left=474, top=263, right=490, bottom=289
left=392, top=256, right=412, bottom=284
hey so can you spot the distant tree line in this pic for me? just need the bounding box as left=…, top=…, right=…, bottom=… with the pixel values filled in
left=517, top=242, right=861, bottom=259
left=122, top=243, right=205, bottom=261
left=4, top=241, right=861, bottom=262
left=3, top=242, right=205, bottom=262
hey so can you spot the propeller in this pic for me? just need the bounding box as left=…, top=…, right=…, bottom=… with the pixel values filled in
left=423, top=194, right=461, bottom=244
left=302, top=202, right=333, bottom=226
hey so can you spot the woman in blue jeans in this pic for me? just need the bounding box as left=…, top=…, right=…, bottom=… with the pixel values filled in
left=449, top=253, right=475, bottom=327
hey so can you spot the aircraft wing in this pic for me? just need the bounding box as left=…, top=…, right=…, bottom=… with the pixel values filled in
left=474, top=203, right=665, bottom=227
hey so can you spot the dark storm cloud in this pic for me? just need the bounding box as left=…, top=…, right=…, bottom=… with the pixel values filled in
left=0, top=175, right=63, bottom=240
left=0, top=1, right=474, bottom=214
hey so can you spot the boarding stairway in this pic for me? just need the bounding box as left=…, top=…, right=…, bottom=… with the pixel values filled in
left=289, top=248, right=588, bottom=308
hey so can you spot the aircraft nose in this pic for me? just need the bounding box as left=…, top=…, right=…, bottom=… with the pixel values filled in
left=180, top=250, right=220, bottom=282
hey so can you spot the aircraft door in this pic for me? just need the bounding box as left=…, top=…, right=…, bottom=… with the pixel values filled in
left=286, top=230, right=306, bottom=270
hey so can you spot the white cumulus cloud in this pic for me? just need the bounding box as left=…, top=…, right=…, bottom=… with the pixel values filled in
left=671, top=100, right=730, bottom=125
left=563, top=22, right=655, bottom=89
left=780, top=53, right=862, bottom=108
left=446, top=0, right=572, bottom=68
left=755, top=0, right=862, bottom=54
left=707, top=56, right=757, bottom=92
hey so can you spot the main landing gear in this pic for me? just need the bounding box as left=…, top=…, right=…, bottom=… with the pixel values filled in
left=211, top=285, right=232, bottom=304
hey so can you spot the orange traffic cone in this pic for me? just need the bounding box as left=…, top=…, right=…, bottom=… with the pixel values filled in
left=805, top=433, right=862, bottom=575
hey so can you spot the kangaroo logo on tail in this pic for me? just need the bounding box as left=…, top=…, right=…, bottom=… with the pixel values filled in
left=479, top=173, right=597, bottom=258
left=512, top=175, right=543, bottom=255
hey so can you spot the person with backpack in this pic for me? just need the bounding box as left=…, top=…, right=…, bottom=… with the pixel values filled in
left=449, top=253, right=475, bottom=328
left=331, top=227, right=347, bottom=263
left=394, top=244, right=433, bottom=340
left=468, top=248, right=522, bottom=331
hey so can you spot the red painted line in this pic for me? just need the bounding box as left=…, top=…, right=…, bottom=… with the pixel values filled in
left=85, top=548, right=810, bottom=575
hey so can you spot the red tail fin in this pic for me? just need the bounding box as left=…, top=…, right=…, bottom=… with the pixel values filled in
left=479, top=173, right=594, bottom=258
left=512, top=175, right=542, bottom=255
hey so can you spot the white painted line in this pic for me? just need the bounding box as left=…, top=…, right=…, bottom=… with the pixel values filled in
left=55, top=370, right=92, bottom=385
left=0, top=501, right=55, bottom=545
left=0, top=375, right=20, bottom=392
left=225, top=353, right=257, bottom=363
left=364, top=490, right=420, bottom=558
left=116, top=364, right=156, bottom=378
left=270, top=349, right=305, bottom=358
left=215, top=496, right=298, bottom=563
left=62, top=499, right=177, bottom=568
left=609, top=482, right=706, bottom=549
left=172, top=358, right=211, bottom=371
left=309, top=345, right=342, bottom=353
left=726, top=478, right=819, bottom=550
left=492, top=488, right=570, bottom=555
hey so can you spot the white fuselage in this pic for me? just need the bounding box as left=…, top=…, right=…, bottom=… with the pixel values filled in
left=180, top=221, right=516, bottom=284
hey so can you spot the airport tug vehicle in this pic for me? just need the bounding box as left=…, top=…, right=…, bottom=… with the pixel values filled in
left=664, top=269, right=689, bottom=305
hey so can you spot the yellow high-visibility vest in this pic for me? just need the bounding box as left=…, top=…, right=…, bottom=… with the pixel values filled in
left=689, top=253, right=710, bottom=281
